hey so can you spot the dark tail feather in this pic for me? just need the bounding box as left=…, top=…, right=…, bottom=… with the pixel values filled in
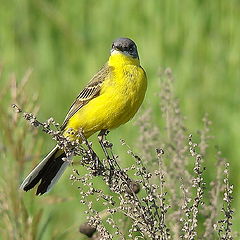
left=20, top=146, right=70, bottom=195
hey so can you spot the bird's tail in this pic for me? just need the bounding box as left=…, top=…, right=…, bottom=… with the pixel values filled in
left=20, top=146, right=70, bottom=195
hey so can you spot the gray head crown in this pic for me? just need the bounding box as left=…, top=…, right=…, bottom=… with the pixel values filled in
left=111, top=38, right=139, bottom=59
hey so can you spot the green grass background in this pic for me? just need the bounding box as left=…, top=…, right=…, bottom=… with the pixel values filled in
left=1, top=0, right=240, bottom=238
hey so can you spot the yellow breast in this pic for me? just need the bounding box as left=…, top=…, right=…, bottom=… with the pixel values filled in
left=65, top=52, right=147, bottom=139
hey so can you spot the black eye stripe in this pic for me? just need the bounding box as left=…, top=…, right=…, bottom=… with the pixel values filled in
left=112, top=44, right=135, bottom=50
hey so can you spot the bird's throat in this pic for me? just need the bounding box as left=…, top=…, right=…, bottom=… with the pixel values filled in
left=108, top=52, right=140, bottom=67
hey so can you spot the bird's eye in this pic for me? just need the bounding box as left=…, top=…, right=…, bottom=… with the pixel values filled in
left=129, top=47, right=134, bottom=52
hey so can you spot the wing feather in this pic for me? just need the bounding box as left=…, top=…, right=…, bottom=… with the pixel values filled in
left=60, top=65, right=111, bottom=130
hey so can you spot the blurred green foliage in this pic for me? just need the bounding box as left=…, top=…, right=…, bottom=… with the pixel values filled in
left=1, top=0, right=240, bottom=238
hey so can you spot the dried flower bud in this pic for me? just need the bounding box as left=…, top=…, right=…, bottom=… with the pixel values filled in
left=126, top=181, right=141, bottom=194
left=79, top=222, right=97, bottom=237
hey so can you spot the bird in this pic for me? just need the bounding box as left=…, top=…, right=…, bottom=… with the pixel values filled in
left=20, top=37, right=147, bottom=195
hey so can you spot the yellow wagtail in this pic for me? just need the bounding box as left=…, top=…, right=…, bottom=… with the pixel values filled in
left=20, top=38, right=147, bottom=195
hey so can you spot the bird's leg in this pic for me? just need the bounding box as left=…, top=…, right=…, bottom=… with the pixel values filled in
left=98, top=129, right=110, bottom=158
left=92, top=150, right=105, bottom=176
left=78, top=130, right=104, bottom=175
left=98, top=129, right=114, bottom=183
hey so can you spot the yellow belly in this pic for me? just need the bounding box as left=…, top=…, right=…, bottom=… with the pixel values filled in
left=64, top=61, right=147, bottom=140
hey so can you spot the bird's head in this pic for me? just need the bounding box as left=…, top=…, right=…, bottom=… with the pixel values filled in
left=110, top=38, right=139, bottom=59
